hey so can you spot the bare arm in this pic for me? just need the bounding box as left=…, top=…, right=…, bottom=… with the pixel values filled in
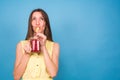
left=35, top=33, right=60, bottom=78
left=13, top=41, right=31, bottom=80
left=41, top=42, right=60, bottom=77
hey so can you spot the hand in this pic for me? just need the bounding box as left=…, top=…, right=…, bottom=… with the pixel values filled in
left=23, top=41, right=31, bottom=54
left=34, top=33, right=47, bottom=47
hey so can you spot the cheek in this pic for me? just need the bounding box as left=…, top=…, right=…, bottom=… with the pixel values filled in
left=42, top=26, right=45, bottom=31
left=40, top=26, right=45, bottom=33
left=42, top=24, right=46, bottom=30
left=32, top=21, right=35, bottom=26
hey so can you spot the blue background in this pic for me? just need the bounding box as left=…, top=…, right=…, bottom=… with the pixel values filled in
left=0, top=0, right=120, bottom=80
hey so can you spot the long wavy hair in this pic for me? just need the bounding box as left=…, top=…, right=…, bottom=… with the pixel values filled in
left=25, top=8, right=53, bottom=41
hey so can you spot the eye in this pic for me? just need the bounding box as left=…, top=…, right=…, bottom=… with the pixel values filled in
left=32, top=17, right=36, bottom=20
left=40, top=17, right=44, bottom=20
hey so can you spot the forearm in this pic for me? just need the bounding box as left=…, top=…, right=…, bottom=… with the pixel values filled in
left=42, top=46, right=58, bottom=77
left=14, top=54, right=30, bottom=80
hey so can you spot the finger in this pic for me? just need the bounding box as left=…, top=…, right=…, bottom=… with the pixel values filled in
left=36, top=33, right=45, bottom=37
left=24, top=43, right=31, bottom=53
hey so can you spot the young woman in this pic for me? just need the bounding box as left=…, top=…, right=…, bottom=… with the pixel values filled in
left=13, top=8, right=60, bottom=80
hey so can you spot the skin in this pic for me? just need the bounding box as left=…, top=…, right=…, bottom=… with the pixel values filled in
left=13, top=12, right=60, bottom=80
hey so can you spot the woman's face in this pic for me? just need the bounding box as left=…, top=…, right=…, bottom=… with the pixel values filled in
left=31, top=11, right=46, bottom=33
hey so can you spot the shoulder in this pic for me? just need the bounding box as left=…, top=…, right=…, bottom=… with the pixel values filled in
left=17, top=40, right=28, bottom=45
left=47, top=40, right=59, bottom=46
left=53, top=42, right=60, bottom=49
left=16, top=40, right=29, bottom=54
left=19, top=40, right=28, bottom=44
left=16, top=41, right=23, bottom=47
left=16, top=40, right=28, bottom=48
left=47, top=40, right=60, bottom=48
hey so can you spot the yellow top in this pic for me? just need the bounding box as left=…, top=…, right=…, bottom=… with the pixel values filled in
left=21, top=40, right=54, bottom=80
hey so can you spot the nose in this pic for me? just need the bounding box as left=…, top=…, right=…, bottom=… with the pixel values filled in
left=36, top=20, right=40, bottom=25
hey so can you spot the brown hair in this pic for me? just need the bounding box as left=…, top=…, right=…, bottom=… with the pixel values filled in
left=25, top=8, right=53, bottom=41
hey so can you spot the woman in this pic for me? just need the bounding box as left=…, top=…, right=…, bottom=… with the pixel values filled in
left=13, top=8, right=60, bottom=80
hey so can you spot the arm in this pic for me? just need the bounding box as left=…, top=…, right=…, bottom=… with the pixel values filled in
left=41, top=42, right=60, bottom=78
left=35, top=33, right=60, bottom=77
left=13, top=42, right=31, bottom=80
